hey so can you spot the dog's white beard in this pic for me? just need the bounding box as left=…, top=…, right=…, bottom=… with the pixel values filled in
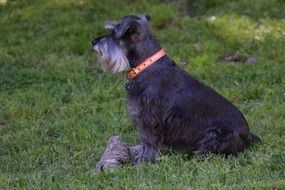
left=95, top=41, right=130, bottom=73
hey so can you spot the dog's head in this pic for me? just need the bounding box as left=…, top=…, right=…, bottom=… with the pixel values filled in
left=92, top=15, right=151, bottom=73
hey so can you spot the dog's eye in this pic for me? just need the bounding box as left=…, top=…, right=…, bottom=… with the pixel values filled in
left=127, top=28, right=135, bottom=35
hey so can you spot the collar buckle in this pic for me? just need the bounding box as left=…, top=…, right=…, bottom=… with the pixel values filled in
left=127, top=68, right=137, bottom=80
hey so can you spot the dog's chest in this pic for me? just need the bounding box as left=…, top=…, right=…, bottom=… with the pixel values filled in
left=127, top=96, right=140, bottom=119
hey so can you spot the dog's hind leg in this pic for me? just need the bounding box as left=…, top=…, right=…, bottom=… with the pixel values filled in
left=194, top=128, right=251, bottom=155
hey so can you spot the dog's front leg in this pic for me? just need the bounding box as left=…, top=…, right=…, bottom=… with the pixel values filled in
left=134, top=131, right=162, bottom=165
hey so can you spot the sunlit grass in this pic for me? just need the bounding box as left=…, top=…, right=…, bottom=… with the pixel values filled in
left=0, top=0, right=7, bottom=5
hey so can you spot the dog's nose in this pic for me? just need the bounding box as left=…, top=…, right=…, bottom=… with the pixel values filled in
left=92, top=38, right=99, bottom=46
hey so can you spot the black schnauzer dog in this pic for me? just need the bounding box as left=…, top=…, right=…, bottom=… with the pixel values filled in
left=92, top=15, right=260, bottom=164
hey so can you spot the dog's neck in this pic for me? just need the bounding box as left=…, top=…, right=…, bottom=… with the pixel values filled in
left=127, top=49, right=166, bottom=80
left=128, top=35, right=161, bottom=68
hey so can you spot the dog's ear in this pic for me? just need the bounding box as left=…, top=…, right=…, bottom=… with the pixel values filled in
left=138, top=14, right=151, bottom=22
left=114, top=16, right=149, bottom=41
left=114, top=20, right=135, bottom=39
left=145, top=14, right=151, bottom=21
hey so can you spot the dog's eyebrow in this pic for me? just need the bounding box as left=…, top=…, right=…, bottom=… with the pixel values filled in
left=123, top=15, right=140, bottom=20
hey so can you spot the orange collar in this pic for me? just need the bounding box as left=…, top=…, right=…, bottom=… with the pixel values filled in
left=127, top=49, right=166, bottom=80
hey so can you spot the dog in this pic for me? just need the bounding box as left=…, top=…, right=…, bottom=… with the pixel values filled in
left=92, top=15, right=260, bottom=164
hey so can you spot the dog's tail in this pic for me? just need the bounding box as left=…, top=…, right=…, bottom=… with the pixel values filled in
left=249, top=133, right=261, bottom=144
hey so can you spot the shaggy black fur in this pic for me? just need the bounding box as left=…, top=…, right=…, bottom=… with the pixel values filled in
left=92, top=15, right=260, bottom=164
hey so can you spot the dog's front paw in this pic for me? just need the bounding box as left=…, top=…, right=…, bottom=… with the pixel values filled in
left=134, top=153, right=144, bottom=165
left=129, top=145, right=142, bottom=162
left=133, top=149, right=157, bottom=165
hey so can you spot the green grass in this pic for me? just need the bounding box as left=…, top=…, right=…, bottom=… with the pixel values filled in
left=0, top=0, right=285, bottom=189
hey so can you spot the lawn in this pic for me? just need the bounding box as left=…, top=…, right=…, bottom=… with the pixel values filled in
left=0, top=0, right=285, bottom=189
